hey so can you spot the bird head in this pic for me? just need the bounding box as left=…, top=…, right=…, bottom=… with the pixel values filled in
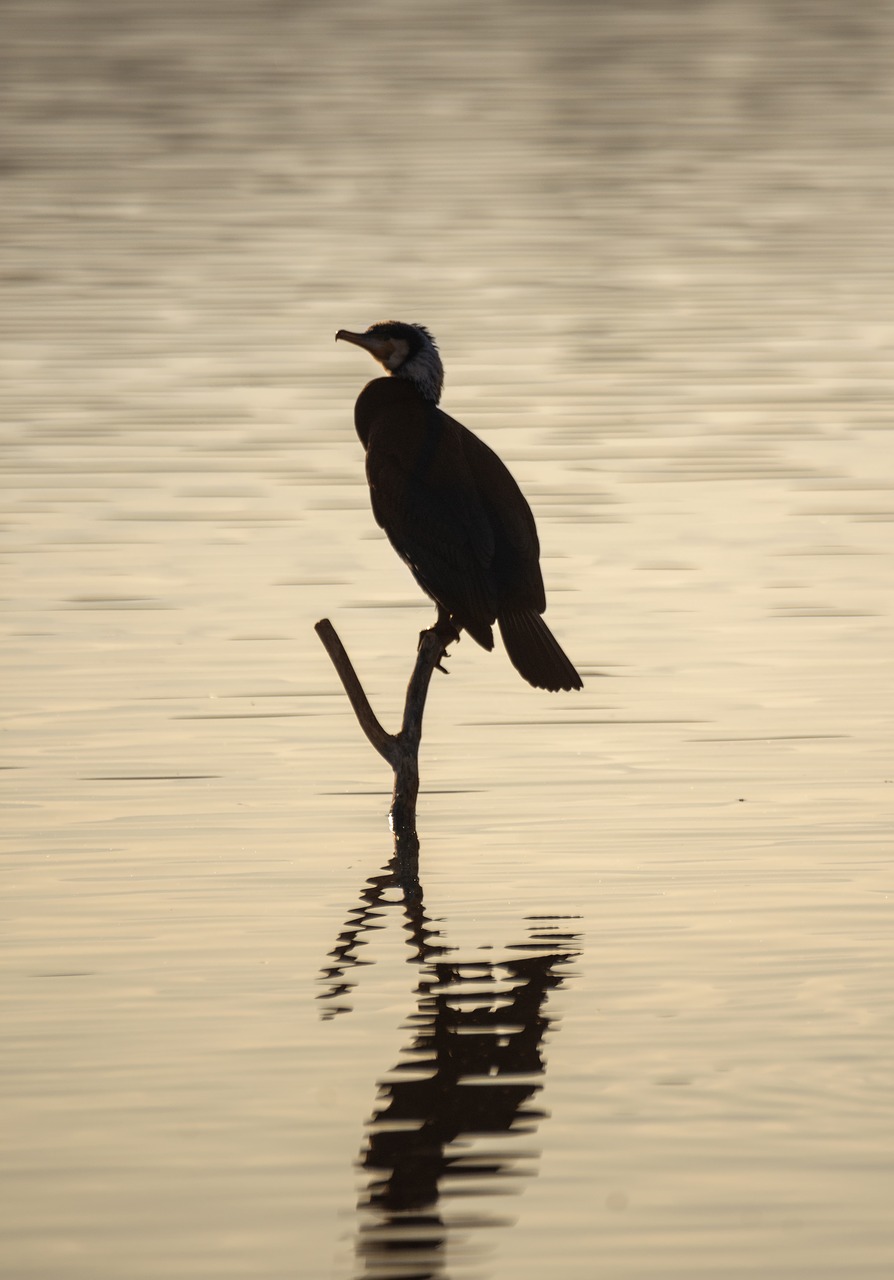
left=336, top=321, right=444, bottom=404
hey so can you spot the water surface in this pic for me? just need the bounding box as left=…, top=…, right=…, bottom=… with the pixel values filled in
left=2, top=2, right=893, bottom=1277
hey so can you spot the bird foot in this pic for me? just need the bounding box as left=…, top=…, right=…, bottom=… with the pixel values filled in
left=434, top=616, right=461, bottom=646
left=418, top=622, right=458, bottom=674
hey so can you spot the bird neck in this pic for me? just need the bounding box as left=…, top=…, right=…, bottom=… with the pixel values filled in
left=393, top=350, right=443, bottom=404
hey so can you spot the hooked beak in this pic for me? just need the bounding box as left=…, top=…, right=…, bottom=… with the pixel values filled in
left=335, top=328, right=395, bottom=362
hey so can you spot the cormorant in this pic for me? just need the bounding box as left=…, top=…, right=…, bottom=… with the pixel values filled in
left=335, top=321, right=583, bottom=692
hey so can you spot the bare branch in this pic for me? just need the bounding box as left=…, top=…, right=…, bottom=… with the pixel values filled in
left=400, top=629, right=445, bottom=751
left=314, top=619, right=397, bottom=766
left=315, top=619, right=448, bottom=840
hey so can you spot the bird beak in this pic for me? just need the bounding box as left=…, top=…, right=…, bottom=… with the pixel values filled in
left=336, top=329, right=395, bottom=362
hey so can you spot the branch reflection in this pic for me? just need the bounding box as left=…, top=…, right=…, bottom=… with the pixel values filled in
left=318, top=846, right=581, bottom=1279
left=317, top=838, right=452, bottom=1020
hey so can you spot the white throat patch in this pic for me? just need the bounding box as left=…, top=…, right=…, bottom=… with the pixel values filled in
left=395, top=337, right=444, bottom=404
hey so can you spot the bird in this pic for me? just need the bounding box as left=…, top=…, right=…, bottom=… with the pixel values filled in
left=335, top=320, right=583, bottom=692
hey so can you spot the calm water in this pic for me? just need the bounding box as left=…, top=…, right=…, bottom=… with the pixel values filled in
left=3, top=2, right=893, bottom=1277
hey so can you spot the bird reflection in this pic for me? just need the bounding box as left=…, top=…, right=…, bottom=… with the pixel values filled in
left=318, top=848, right=581, bottom=1279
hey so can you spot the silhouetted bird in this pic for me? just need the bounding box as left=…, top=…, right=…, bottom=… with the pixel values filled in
left=336, top=321, right=583, bottom=692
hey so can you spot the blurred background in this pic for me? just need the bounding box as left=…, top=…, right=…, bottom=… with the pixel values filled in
left=2, top=2, right=893, bottom=1277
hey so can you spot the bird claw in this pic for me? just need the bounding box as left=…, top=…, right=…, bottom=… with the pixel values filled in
left=418, top=626, right=454, bottom=674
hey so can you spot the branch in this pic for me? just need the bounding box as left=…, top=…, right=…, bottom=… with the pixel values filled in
left=315, top=618, right=447, bottom=840
left=314, top=618, right=397, bottom=766
left=400, top=628, right=446, bottom=752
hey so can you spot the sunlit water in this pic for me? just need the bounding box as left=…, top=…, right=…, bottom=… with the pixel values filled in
left=3, top=2, right=893, bottom=1277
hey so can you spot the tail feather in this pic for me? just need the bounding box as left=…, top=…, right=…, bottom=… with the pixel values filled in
left=497, top=609, right=583, bottom=692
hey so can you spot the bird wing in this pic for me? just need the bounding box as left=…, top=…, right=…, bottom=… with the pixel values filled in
left=452, top=417, right=547, bottom=613
left=365, top=408, right=500, bottom=630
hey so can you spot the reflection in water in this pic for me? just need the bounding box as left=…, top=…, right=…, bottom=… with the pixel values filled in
left=317, top=840, right=452, bottom=1020
left=319, top=852, right=581, bottom=1279
left=4, top=0, right=893, bottom=1275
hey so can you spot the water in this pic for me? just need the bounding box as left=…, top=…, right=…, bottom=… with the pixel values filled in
left=2, top=1, right=893, bottom=1276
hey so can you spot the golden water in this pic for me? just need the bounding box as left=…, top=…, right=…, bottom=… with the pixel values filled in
left=3, top=2, right=893, bottom=1277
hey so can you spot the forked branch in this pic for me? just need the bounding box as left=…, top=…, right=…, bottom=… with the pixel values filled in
left=314, top=619, right=445, bottom=841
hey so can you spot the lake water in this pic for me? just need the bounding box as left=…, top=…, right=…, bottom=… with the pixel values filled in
left=2, top=2, right=893, bottom=1277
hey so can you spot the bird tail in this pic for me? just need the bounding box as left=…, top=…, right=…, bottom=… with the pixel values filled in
left=497, top=609, right=583, bottom=692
